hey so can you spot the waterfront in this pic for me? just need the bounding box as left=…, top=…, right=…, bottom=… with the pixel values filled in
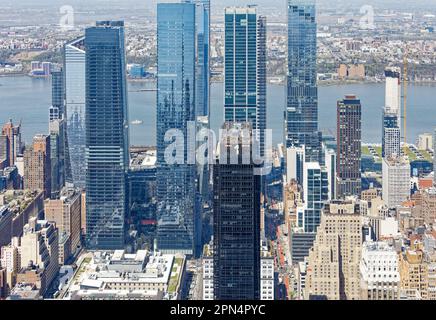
left=1, top=75, right=435, bottom=146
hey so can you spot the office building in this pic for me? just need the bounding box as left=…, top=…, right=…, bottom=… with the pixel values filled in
left=298, top=162, right=329, bottom=233
left=203, top=240, right=273, bottom=300
left=156, top=3, right=197, bottom=255
left=49, top=119, right=66, bottom=199
left=24, top=135, right=51, bottom=199
left=382, top=156, right=410, bottom=208
left=224, top=6, right=267, bottom=157
left=285, top=0, right=321, bottom=162
left=305, top=200, right=362, bottom=300
left=434, top=128, right=436, bottom=186
left=0, top=134, right=9, bottom=169
left=213, top=123, right=261, bottom=300
left=417, top=133, right=433, bottom=151
left=360, top=241, right=400, bottom=300
left=64, top=36, right=86, bottom=189
left=85, top=21, right=129, bottom=250
left=2, top=119, right=23, bottom=167
left=336, top=95, right=362, bottom=198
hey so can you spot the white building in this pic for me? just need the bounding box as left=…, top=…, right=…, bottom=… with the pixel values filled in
left=384, top=67, right=401, bottom=120
left=65, top=250, right=185, bottom=300
left=360, top=241, right=400, bottom=300
left=417, top=133, right=433, bottom=151
left=382, top=157, right=410, bottom=208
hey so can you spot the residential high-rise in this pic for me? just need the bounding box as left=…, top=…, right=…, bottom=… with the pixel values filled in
left=384, top=67, right=401, bottom=121
left=224, top=6, right=267, bottom=157
left=360, top=241, right=400, bottom=300
left=0, top=134, right=9, bottom=169
left=336, top=95, right=362, bottom=198
left=156, top=3, right=197, bottom=255
left=85, top=21, right=129, bottom=250
left=19, top=218, right=59, bottom=296
left=64, top=37, right=86, bottom=189
left=382, top=111, right=401, bottom=158
left=382, top=156, right=410, bottom=208
left=213, top=123, right=261, bottom=300
left=44, top=187, right=82, bottom=257
left=24, top=135, right=51, bottom=199
left=285, top=0, right=321, bottom=162
left=304, top=200, right=362, bottom=300
left=1, top=119, right=23, bottom=167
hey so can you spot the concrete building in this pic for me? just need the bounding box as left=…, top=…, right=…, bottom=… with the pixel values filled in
left=24, top=135, right=51, bottom=199
left=360, top=241, right=400, bottom=300
left=417, top=133, right=433, bottom=151
left=0, top=190, right=45, bottom=241
left=382, top=157, right=410, bottom=208
left=421, top=187, right=436, bottom=224
left=19, top=218, right=59, bottom=295
left=44, top=187, right=82, bottom=259
left=304, top=200, right=362, bottom=300
left=65, top=250, right=185, bottom=300
left=1, top=119, right=23, bottom=168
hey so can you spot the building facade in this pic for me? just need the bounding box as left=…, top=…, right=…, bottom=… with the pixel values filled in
left=85, top=21, right=129, bottom=249
left=156, top=3, right=197, bottom=255
left=336, top=95, right=362, bottom=199
left=305, top=200, right=362, bottom=300
left=382, top=156, right=410, bottom=208
left=213, top=124, right=261, bottom=300
left=24, top=135, right=51, bottom=199
left=285, top=0, right=321, bottom=162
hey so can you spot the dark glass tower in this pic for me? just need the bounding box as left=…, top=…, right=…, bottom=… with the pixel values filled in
left=213, top=123, right=261, bottom=300
left=285, top=0, right=321, bottom=163
left=382, top=110, right=401, bottom=158
left=85, top=21, right=129, bottom=250
left=156, top=3, right=197, bottom=255
left=336, top=95, right=362, bottom=198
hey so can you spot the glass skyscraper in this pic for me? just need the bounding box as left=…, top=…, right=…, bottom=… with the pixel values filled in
left=156, top=3, right=197, bottom=255
left=85, top=21, right=129, bottom=250
left=285, top=0, right=321, bottom=163
left=64, top=36, right=86, bottom=189
left=184, top=0, right=210, bottom=118
left=224, top=6, right=266, bottom=155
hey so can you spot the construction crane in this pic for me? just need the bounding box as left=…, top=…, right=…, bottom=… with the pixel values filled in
left=402, top=47, right=408, bottom=146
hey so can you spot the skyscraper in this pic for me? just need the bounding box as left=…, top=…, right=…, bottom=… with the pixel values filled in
left=336, top=95, right=362, bottom=199
left=24, top=135, right=51, bottom=199
left=224, top=6, right=267, bottom=157
left=85, top=21, right=129, bottom=250
left=184, top=0, right=210, bottom=118
left=285, top=0, right=321, bottom=163
left=384, top=67, right=401, bottom=121
left=382, top=156, right=410, bottom=208
left=213, top=123, right=261, bottom=300
left=1, top=119, right=23, bottom=167
left=382, top=67, right=402, bottom=159
left=49, top=119, right=66, bottom=199
left=298, top=161, right=329, bottom=233
left=304, top=200, right=362, bottom=300
left=382, top=111, right=401, bottom=158
left=156, top=3, right=197, bottom=255
left=64, top=37, right=86, bottom=189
